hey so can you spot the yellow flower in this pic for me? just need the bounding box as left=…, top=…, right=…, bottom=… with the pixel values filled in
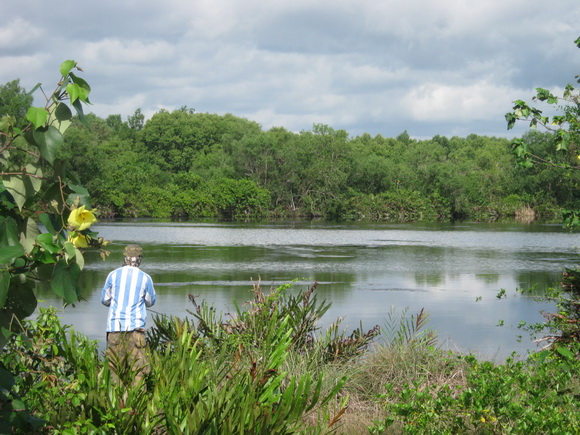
left=480, top=417, right=486, bottom=423
left=68, top=233, right=90, bottom=248
left=67, top=205, right=97, bottom=231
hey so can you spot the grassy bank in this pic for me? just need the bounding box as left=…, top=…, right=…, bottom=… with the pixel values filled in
left=1, top=283, right=579, bottom=434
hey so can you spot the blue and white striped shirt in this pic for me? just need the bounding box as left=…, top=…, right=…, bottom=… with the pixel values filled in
left=101, top=266, right=156, bottom=332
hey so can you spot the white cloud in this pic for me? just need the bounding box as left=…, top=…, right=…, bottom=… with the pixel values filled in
left=404, top=80, right=522, bottom=122
left=90, top=93, right=147, bottom=120
left=0, top=17, right=42, bottom=49
left=84, top=38, right=177, bottom=65
left=1, top=0, right=578, bottom=138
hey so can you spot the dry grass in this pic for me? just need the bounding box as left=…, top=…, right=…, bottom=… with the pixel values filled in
left=324, top=344, right=470, bottom=433
left=515, top=205, right=537, bottom=223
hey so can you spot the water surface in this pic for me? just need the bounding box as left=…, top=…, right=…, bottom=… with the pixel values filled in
left=37, top=221, right=580, bottom=359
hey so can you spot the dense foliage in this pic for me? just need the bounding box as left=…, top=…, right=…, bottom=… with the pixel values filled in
left=50, top=109, right=579, bottom=222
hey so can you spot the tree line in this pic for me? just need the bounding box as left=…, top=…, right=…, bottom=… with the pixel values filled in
left=3, top=80, right=580, bottom=222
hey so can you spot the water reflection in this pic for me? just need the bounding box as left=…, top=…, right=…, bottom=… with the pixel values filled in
left=36, top=221, right=580, bottom=360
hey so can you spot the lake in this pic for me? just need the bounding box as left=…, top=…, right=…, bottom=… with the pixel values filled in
left=35, top=221, right=580, bottom=360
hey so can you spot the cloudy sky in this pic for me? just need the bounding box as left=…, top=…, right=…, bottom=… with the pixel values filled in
left=1, top=0, right=578, bottom=139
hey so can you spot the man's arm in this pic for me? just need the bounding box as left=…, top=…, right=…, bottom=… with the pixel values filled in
left=144, top=277, right=156, bottom=307
left=101, top=273, right=113, bottom=306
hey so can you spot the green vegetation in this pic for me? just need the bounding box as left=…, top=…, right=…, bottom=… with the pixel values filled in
left=1, top=283, right=579, bottom=433
left=54, top=112, right=577, bottom=221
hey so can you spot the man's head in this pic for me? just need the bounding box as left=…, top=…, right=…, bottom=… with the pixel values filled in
left=123, top=244, right=143, bottom=267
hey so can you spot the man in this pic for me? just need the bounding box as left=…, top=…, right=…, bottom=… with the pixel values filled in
left=101, top=244, right=156, bottom=384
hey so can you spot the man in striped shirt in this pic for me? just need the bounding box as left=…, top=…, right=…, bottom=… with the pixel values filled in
left=101, top=244, right=156, bottom=385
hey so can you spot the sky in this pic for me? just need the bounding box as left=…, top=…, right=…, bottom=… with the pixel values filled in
left=1, top=0, right=579, bottom=139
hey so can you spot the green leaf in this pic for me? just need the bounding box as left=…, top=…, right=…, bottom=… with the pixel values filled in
left=556, top=346, right=574, bottom=360
left=2, top=164, right=43, bottom=211
left=26, top=106, right=48, bottom=129
left=25, top=82, right=42, bottom=99
left=74, top=247, right=84, bottom=270
left=51, top=260, right=81, bottom=303
left=0, top=366, right=15, bottom=389
left=505, top=112, right=516, bottom=130
left=39, top=213, right=58, bottom=235
left=0, top=270, right=11, bottom=308
left=63, top=241, right=76, bottom=259
left=2, top=279, right=37, bottom=321
left=33, top=125, right=64, bottom=165
left=11, top=399, right=26, bottom=411
left=54, top=102, right=73, bottom=121
left=25, top=164, right=42, bottom=193
left=72, top=98, right=88, bottom=126
left=2, top=175, right=26, bottom=211
left=20, top=218, right=40, bottom=254
left=36, top=232, right=60, bottom=254
left=0, top=217, right=19, bottom=247
left=60, top=60, right=77, bottom=77
left=0, top=245, right=25, bottom=265
left=537, top=349, right=550, bottom=364
left=69, top=183, right=90, bottom=195
left=69, top=72, right=91, bottom=102
left=66, top=83, right=81, bottom=103
left=67, top=184, right=91, bottom=208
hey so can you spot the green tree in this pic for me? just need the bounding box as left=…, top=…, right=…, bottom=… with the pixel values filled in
left=127, top=107, right=144, bottom=130
left=0, top=79, right=33, bottom=127
left=506, top=36, right=580, bottom=227
left=141, top=110, right=261, bottom=173
left=505, top=36, right=580, bottom=355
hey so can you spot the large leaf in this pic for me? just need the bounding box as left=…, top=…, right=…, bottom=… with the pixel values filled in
left=50, top=102, right=73, bottom=134
left=42, top=182, right=66, bottom=213
left=26, top=106, right=47, bottom=129
left=2, top=176, right=26, bottom=211
left=0, top=245, right=25, bottom=265
left=67, top=183, right=91, bottom=208
left=0, top=365, right=15, bottom=390
left=0, top=270, right=10, bottom=308
left=1, top=278, right=37, bottom=325
left=54, top=102, right=73, bottom=121
left=25, top=164, right=42, bottom=193
left=66, top=83, right=82, bottom=103
left=72, top=98, right=88, bottom=126
left=0, top=217, right=19, bottom=247
left=19, top=218, right=40, bottom=254
left=60, top=60, right=76, bottom=77
left=2, top=164, right=43, bottom=211
left=51, top=260, right=81, bottom=304
left=33, top=125, right=64, bottom=165
left=39, top=213, right=59, bottom=235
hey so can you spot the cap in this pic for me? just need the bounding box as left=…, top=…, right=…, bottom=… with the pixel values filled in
left=123, top=244, right=143, bottom=257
